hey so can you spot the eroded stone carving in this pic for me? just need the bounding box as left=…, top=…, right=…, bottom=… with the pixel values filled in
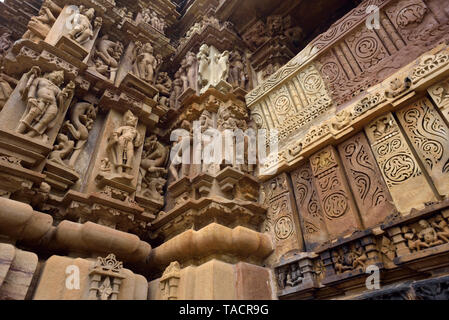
left=138, top=135, right=168, bottom=205
left=105, top=110, right=143, bottom=180
left=89, top=253, right=124, bottom=300
left=62, top=102, right=97, bottom=168
left=22, top=1, right=57, bottom=42
left=132, top=42, right=162, bottom=84
left=93, top=35, right=124, bottom=81
left=68, top=6, right=100, bottom=45
left=17, top=67, right=75, bottom=140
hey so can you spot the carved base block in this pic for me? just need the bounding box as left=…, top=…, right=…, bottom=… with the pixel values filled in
left=44, top=160, right=79, bottom=191
left=121, top=72, right=158, bottom=98
left=178, top=87, right=196, bottom=105
left=0, top=129, right=52, bottom=167
left=96, top=172, right=137, bottom=194
left=191, top=173, right=214, bottom=197
left=55, top=36, right=89, bottom=61
left=135, top=193, right=164, bottom=214
left=216, top=166, right=244, bottom=192
left=151, top=198, right=267, bottom=240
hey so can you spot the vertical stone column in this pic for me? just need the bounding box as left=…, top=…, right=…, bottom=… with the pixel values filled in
left=428, top=78, right=449, bottom=123
left=309, top=145, right=363, bottom=239
left=263, top=173, right=305, bottom=264
left=365, top=112, right=437, bottom=214
left=290, top=163, right=329, bottom=251
left=338, top=132, right=395, bottom=228
left=396, top=97, right=449, bottom=197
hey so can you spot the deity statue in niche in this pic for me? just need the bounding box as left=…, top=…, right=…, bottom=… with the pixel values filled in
left=22, top=0, right=56, bottom=42
left=185, top=51, right=198, bottom=92
left=93, top=35, right=124, bottom=81
left=17, top=67, right=75, bottom=140
left=197, top=44, right=210, bottom=88
left=229, top=51, right=248, bottom=90
left=169, top=120, right=192, bottom=181
left=286, top=263, right=303, bottom=287
left=105, top=110, right=143, bottom=179
left=169, top=71, right=183, bottom=109
left=67, top=6, right=99, bottom=45
left=132, top=42, right=162, bottom=84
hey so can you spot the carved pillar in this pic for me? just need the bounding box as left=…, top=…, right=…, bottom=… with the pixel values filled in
left=428, top=78, right=449, bottom=123
left=338, top=132, right=395, bottom=228
left=263, top=173, right=305, bottom=264
left=290, top=163, right=329, bottom=251
left=396, top=97, right=449, bottom=197
left=365, top=112, right=437, bottom=214
left=309, top=146, right=363, bottom=239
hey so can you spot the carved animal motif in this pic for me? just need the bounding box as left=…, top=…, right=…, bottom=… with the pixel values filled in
left=64, top=102, right=97, bottom=141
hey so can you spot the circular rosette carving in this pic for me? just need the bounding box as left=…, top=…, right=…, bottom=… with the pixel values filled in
left=383, top=153, right=417, bottom=183
left=321, top=62, right=340, bottom=82
left=303, top=72, right=322, bottom=93
left=274, top=216, right=294, bottom=240
left=274, top=95, right=291, bottom=115
left=323, top=192, right=348, bottom=219
left=355, top=36, right=378, bottom=59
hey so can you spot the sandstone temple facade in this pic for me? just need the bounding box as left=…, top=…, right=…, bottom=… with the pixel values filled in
left=0, top=0, right=449, bottom=300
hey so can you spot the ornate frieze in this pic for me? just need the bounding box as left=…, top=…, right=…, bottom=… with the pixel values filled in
left=365, top=112, right=437, bottom=214
left=338, top=132, right=395, bottom=228
left=291, top=164, right=328, bottom=251
left=396, top=98, right=449, bottom=197
left=309, top=146, right=362, bottom=239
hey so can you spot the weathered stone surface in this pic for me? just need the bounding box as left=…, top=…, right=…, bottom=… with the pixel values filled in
left=0, top=247, right=38, bottom=300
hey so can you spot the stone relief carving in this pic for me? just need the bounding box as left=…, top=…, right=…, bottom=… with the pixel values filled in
left=88, top=254, right=125, bottom=300
left=291, top=164, right=328, bottom=250
left=229, top=51, right=248, bottom=90
left=338, top=132, right=394, bottom=227
left=67, top=6, right=101, bottom=45
left=155, top=72, right=172, bottom=107
left=92, top=35, right=124, bottom=81
left=138, top=135, right=168, bottom=205
left=104, top=110, right=143, bottom=180
left=0, top=31, right=12, bottom=57
left=276, top=262, right=303, bottom=290
left=396, top=98, right=449, bottom=196
left=48, top=133, right=75, bottom=167
left=331, top=242, right=368, bottom=275
left=365, top=112, right=437, bottom=214
left=159, top=261, right=181, bottom=300
left=142, top=8, right=167, bottom=34
left=59, top=102, right=97, bottom=168
left=197, top=44, right=230, bottom=94
left=310, top=146, right=361, bottom=238
left=22, top=0, right=57, bottom=42
left=132, top=42, right=162, bottom=84
left=0, top=74, right=13, bottom=111
left=17, top=67, right=75, bottom=140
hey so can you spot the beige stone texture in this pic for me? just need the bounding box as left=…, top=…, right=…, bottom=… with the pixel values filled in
left=0, top=247, right=38, bottom=300
left=33, top=255, right=147, bottom=300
